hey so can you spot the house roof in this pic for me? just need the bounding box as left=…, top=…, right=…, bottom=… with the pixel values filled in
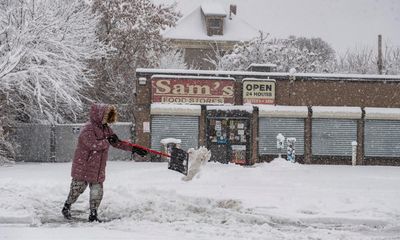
left=162, top=5, right=259, bottom=42
left=200, top=2, right=226, bottom=17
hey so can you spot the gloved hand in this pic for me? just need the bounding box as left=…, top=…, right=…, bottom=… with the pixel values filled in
left=132, top=146, right=148, bottom=157
left=107, top=134, right=120, bottom=144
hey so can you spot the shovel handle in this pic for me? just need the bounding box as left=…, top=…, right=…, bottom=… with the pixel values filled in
left=120, top=141, right=171, bottom=158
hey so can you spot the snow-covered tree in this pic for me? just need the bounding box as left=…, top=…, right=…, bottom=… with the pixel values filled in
left=0, top=0, right=106, bottom=123
left=335, top=47, right=375, bottom=74
left=210, top=33, right=336, bottom=73
left=384, top=47, right=400, bottom=74
left=335, top=45, right=400, bottom=75
left=293, top=36, right=336, bottom=63
left=90, top=0, right=180, bottom=113
left=159, top=48, right=187, bottom=69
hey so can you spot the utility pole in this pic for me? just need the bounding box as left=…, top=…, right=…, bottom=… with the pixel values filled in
left=377, top=35, right=383, bottom=74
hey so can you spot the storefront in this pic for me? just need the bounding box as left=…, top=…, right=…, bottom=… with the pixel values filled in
left=311, top=106, right=362, bottom=164
left=135, top=68, right=400, bottom=165
left=148, top=75, right=243, bottom=161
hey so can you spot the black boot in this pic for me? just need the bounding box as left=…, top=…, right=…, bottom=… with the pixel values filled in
left=61, top=202, right=71, bottom=220
left=88, top=209, right=102, bottom=223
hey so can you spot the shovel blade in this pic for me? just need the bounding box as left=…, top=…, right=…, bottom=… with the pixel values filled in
left=168, top=148, right=189, bottom=175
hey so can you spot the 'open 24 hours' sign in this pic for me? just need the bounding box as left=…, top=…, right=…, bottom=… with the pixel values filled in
left=243, top=79, right=276, bottom=104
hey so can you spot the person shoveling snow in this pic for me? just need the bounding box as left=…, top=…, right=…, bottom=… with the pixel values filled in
left=62, top=104, right=149, bottom=222
left=61, top=103, right=205, bottom=222
left=182, top=146, right=211, bottom=181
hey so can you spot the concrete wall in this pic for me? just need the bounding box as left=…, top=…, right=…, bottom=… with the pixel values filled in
left=54, top=124, right=83, bottom=162
left=107, top=123, right=134, bottom=161
left=11, top=124, right=52, bottom=162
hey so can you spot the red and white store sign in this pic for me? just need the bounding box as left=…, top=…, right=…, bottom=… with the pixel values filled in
left=151, top=77, right=235, bottom=105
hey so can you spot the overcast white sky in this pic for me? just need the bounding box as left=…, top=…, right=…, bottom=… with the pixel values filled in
left=154, top=0, right=400, bottom=54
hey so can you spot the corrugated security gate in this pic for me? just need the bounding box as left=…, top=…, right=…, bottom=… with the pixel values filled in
left=311, top=107, right=361, bottom=156
left=257, top=105, right=308, bottom=156
left=151, top=115, right=199, bottom=151
left=259, top=118, right=305, bottom=155
left=364, top=108, right=400, bottom=157
left=365, top=120, right=400, bottom=157
left=312, top=119, right=357, bottom=156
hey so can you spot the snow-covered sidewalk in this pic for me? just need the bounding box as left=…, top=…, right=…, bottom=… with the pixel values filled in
left=1, top=159, right=400, bottom=239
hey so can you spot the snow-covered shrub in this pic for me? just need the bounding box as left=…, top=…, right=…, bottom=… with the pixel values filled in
left=0, top=127, right=15, bottom=166
left=335, top=47, right=375, bottom=74
left=159, top=48, right=187, bottom=69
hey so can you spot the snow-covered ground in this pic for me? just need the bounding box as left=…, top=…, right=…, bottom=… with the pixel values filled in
left=1, top=159, right=400, bottom=239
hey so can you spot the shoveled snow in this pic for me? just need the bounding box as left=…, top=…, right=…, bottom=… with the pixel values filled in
left=1, top=160, right=400, bottom=239
left=160, top=138, right=182, bottom=145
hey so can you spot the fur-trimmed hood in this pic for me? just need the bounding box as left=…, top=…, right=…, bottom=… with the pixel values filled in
left=102, top=105, right=117, bottom=124
left=89, top=104, right=117, bottom=125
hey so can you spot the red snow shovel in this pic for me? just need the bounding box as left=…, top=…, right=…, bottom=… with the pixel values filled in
left=120, top=141, right=189, bottom=175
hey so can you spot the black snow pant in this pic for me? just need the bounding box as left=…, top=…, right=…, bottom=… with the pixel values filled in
left=65, top=179, right=103, bottom=211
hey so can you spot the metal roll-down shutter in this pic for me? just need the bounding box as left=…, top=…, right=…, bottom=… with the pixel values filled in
left=151, top=115, right=199, bottom=151
left=312, top=119, right=357, bottom=156
left=259, top=118, right=305, bottom=155
left=364, top=120, right=400, bottom=157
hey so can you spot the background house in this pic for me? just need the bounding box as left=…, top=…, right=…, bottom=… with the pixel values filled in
left=163, top=2, right=259, bottom=69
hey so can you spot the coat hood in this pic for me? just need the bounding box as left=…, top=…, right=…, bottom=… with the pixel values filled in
left=89, top=103, right=108, bottom=125
left=89, top=103, right=117, bottom=125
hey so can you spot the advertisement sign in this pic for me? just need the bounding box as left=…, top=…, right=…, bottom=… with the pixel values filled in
left=243, top=79, right=275, bottom=104
left=152, top=77, right=235, bottom=105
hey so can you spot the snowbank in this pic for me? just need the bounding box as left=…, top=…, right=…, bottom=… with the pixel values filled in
left=1, top=161, right=399, bottom=239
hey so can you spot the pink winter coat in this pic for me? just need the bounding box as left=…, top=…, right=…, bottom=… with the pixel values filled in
left=71, top=104, right=131, bottom=183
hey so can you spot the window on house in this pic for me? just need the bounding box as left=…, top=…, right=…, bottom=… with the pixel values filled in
left=207, top=18, right=223, bottom=36
left=209, top=19, right=222, bottom=28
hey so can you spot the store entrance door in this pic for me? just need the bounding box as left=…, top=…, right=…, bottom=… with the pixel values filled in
left=207, top=118, right=250, bottom=164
